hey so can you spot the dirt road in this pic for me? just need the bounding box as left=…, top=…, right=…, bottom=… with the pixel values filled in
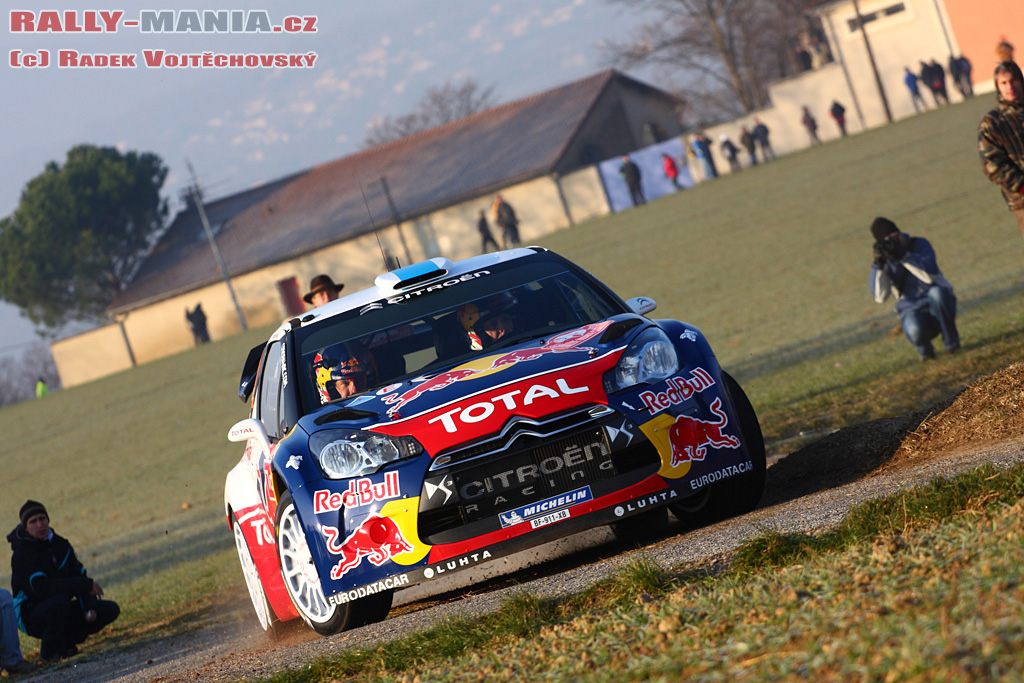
left=23, top=417, right=1024, bottom=683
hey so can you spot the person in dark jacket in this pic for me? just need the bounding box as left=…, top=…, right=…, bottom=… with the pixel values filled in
left=617, top=156, right=645, bottom=206
left=978, top=60, right=1024, bottom=239
left=492, top=195, right=521, bottom=247
left=829, top=100, right=848, bottom=137
left=869, top=217, right=959, bottom=361
left=8, top=501, right=120, bottom=662
left=739, top=126, right=758, bottom=166
left=753, top=118, right=775, bottom=160
left=477, top=209, right=499, bottom=253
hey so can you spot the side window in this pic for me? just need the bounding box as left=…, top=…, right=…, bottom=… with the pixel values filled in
left=259, top=340, right=284, bottom=441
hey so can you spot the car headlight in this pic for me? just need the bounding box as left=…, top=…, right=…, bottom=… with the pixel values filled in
left=309, top=429, right=423, bottom=479
left=606, top=326, right=678, bottom=392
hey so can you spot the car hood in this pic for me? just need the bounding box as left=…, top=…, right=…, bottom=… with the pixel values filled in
left=302, top=318, right=641, bottom=443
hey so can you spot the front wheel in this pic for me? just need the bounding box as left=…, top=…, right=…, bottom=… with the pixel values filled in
left=276, top=493, right=392, bottom=636
left=232, top=514, right=281, bottom=639
left=669, top=371, right=766, bottom=524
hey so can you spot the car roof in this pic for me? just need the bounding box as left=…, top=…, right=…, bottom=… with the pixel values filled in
left=266, top=246, right=548, bottom=344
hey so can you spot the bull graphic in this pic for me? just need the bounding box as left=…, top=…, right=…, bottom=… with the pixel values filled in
left=324, top=515, right=414, bottom=580
left=668, top=397, right=741, bottom=466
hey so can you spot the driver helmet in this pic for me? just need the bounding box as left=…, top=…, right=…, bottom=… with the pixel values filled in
left=313, top=347, right=369, bottom=404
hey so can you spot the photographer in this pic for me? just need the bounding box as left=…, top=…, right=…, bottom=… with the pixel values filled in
left=869, top=217, right=960, bottom=361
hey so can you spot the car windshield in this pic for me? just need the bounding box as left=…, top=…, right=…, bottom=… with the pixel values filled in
left=293, top=255, right=624, bottom=411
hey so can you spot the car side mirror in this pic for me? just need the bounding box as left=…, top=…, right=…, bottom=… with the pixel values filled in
left=625, top=296, right=657, bottom=315
left=227, top=418, right=272, bottom=460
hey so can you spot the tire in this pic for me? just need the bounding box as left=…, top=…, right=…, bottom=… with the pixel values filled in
left=275, top=493, right=392, bottom=636
left=232, top=514, right=281, bottom=639
left=610, top=505, right=669, bottom=544
left=669, top=370, right=766, bottom=524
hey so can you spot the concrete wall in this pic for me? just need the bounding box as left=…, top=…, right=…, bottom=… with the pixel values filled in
left=52, top=166, right=611, bottom=388
left=51, top=323, right=134, bottom=387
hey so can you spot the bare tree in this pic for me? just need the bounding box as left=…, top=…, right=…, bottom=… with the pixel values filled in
left=0, top=341, right=60, bottom=408
left=602, top=0, right=822, bottom=123
left=363, top=79, right=498, bottom=147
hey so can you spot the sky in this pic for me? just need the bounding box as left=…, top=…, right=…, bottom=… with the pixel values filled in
left=0, top=0, right=663, bottom=359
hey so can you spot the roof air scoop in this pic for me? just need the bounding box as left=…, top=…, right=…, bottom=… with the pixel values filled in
left=374, top=257, right=453, bottom=292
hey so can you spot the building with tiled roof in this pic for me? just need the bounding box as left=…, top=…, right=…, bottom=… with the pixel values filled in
left=54, top=69, right=683, bottom=387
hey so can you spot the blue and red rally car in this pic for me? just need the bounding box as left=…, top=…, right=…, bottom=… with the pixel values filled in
left=225, top=247, right=765, bottom=636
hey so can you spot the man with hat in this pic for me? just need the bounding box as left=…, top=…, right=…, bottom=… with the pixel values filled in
left=303, top=274, right=344, bottom=308
left=869, top=217, right=959, bottom=361
left=7, top=500, right=120, bottom=662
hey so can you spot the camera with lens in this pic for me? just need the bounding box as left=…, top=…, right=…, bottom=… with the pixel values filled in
left=875, top=233, right=905, bottom=262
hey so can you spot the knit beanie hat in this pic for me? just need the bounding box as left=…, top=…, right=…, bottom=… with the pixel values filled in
left=19, top=500, right=47, bottom=527
left=870, top=217, right=899, bottom=241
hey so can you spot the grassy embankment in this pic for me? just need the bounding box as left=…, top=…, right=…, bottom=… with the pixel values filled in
left=2, top=93, right=1022, bottom=676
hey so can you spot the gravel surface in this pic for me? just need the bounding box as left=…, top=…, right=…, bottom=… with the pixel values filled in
left=19, top=439, right=1024, bottom=683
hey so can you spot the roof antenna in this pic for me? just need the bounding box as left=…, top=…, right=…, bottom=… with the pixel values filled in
left=360, top=182, right=397, bottom=272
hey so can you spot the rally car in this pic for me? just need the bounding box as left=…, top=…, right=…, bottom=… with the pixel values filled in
left=225, top=247, right=765, bottom=636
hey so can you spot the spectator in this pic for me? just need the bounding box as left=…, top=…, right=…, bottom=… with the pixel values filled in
left=492, top=195, right=522, bottom=247
left=617, top=156, right=645, bottom=206
left=930, top=59, right=949, bottom=105
left=801, top=106, right=821, bottom=145
left=477, top=209, right=499, bottom=253
left=753, top=118, right=775, bottom=160
left=691, top=133, right=718, bottom=180
left=949, top=55, right=964, bottom=97
left=0, top=589, right=34, bottom=675
left=829, top=100, right=848, bottom=137
left=978, top=61, right=1024, bottom=239
left=904, top=66, right=928, bottom=112
left=303, top=274, right=344, bottom=308
left=719, top=134, right=741, bottom=172
left=185, top=303, right=210, bottom=345
left=795, top=45, right=812, bottom=72
left=8, top=501, right=120, bottom=662
left=739, top=126, right=758, bottom=166
left=35, top=377, right=50, bottom=399
left=869, top=217, right=959, bottom=361
left=921, top=60, right=947, bottom=106
left=661, top=153, right=682, bottom=189
left=996, top=37, right=1014, bottom=63
left=957, top=55, right=973, bottom=97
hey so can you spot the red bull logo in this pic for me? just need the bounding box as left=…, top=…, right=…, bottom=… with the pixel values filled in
left=323, top=515, right=414, bottom=579
left=668, top=397, right=740, bottom=466
left=313, top=471, right=401, bottom=513
left=382, top=321, right=612, bottom=417
left=639, top=367, right=715, bottom=415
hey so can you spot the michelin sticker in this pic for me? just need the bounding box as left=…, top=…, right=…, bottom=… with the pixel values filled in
left=498, top=486, right=592, bottom=529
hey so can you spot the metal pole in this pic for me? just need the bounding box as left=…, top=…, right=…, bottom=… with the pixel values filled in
left=115, top=314, right=137, bottom=367
left=825, top=13, right=866, bottom=130
left=853, top=0, right=893, bottom=123
left=380, top=176, right=413, bottom=265
left=186, top=159, right=247, bottom=331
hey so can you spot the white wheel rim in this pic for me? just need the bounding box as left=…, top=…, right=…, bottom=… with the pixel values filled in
left=233, top=519, right=272, bottom=631
left=278, top=503, right=334, bottom=624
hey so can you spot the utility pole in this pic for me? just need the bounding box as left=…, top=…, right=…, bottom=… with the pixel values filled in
left=186, top=159, right=247, bottom=331
left=853, top=0, right=893, bottom=123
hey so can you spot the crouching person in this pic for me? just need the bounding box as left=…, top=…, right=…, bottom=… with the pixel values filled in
left=7, top=500, right=120, bottom=662
left=869, top=217, right=960, bottom=361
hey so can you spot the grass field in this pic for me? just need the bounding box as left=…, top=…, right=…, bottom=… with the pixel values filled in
left=2, top=92, right=1023, bottom=665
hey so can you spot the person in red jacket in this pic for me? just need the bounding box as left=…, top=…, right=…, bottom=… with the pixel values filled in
left=661, top=153, right=682, bottom=189
left=7, top=501, right=120, bottom=662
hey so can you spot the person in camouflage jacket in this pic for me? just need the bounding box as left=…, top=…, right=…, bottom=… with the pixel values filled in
left=978, top=60, right=1024, bottom=237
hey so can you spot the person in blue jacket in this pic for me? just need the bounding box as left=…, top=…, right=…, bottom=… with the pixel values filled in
left=7, top=501, right=120, bottom=662
left=869, top=217, right=960, bottom=361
